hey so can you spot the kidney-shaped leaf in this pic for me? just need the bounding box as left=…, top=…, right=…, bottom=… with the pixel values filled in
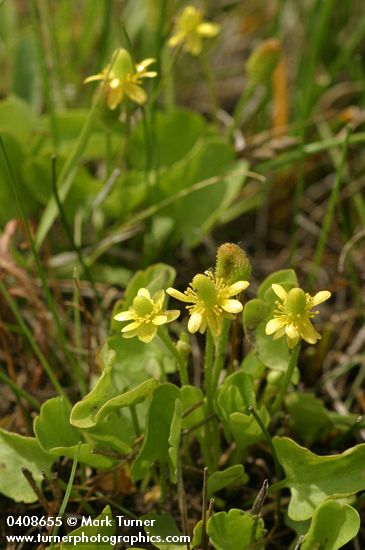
left=0, top=429, right=54, bottom=503
left=274, top=436, right=365, bottom=521
left=207, top=509, right=265, bottom=550
left=301, top=501, right=360, bottom=550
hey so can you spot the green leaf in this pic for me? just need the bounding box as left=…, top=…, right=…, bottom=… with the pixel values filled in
left=121, top=263, right=176, bottom=311
left=168, top=399, right=183, bottom=483
left=273, top=436, right=365, bottom=520
left=141, top=513, right=183, bottom=549
left=59, top=505, right=115, bottom=549
left=0, top=429, right=54, bottom=503
left=208, top=465, right=249, bottom=498
left=301, top=501, right=360, bottom=550
left=131, top=383, right=181, bottom=482
left=217, top=373, right=269, bottom=451
left=127, top=108, right=209, bottom=169
left=285, top=392, right=332, bottom=445
left=243, top=299, right=269, bottom=333
left=206, top=509, right=266, bottom=550
left=34, top=396, right=114, bottom=469
left=254, top=320, right=291, bottom=371
left=106, top=335, right=176, bottom=391
left=0, top=96, right=38, bottom=142
left=71, top=375, right=158, bottom=429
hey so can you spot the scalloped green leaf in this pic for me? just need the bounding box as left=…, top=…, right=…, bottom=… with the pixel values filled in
left=0, top=429, right=54, bottom=503
left=301, top=501, right=360, bottom=550
left=207, top=509, right=266, bottom=550
left=208, top=465, right=249, bottom=498
left=131, top=383, right=181, bottom=482
left=59, top=505, right=115, bottom=549
left=274, top=436, right=365, bottom=520
left=34, top=396, right=114, bottom=469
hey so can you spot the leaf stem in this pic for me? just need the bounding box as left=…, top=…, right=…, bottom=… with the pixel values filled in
left=158, top=329, right=189, bottom=386
left=204, top=330, right=215, bottom=410
left=270, top=343, right=301, bottom=417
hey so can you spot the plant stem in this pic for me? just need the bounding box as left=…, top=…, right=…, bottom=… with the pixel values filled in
left=270, top=343, right=301, bottom=417
left=158, top=329, right=189, bottom=385
left=204, top=331, right=215, bottom=410
left=50, top=442, right=81, bottom=550
left=211, top=319, right=230, bottom=395
left=199, top=49, right=219, bottom=122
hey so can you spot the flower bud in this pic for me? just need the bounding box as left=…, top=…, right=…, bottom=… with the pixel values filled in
left=215, top=243, right=251, bottom=284
left=176, top=332, right=191, bottom=357
left=246, top=38, right=281, bottom=87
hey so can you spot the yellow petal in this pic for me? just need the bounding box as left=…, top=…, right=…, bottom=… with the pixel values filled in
left=153, top=289, right=165, bottom=308
left=84, top=73, right=105, bottom=84
left=266, top=317, right=287, bottom=335
left=168, top=33, right=182, bottom=48
left=287, top=335, right=299, bottom=349
left=166, top=288, right=193, bottom=303
left=138, top=288, right=151, bottom=299
left=125, top=82, right=147, bottom=104
left=152, top=315, right=168, bottom=326
left=122, top=330, right=138, bottom=339
left=188, top=311, right=203, bottom=333
left=221, top=299, right=243, bottom=314
left=299, top=319, right=320, bottom=344
left=312, top=290, right=331, bottom=306
left=226, top=281, right=249, bottom=296
left=285, top=323, right=299, bottom=340
left=207, top=312, right=221, bottom=338
left=107, top=86, right=123, bottom=109
left=114, top=310, right=134, bottom=321
left=272, top=284, right=288, bottom=301
left=165, top=310, right=180, bottom=322
left=273, top=327, right=286, bottom=340
left=186, top=34, right=202, bottom=55
left=197, top=22, right=220, bottom=37
left=136, top=58, right=156, bottom=71
left=137, top=323, right=157, bottom=343
left=121, top=321, right=141, bottom=333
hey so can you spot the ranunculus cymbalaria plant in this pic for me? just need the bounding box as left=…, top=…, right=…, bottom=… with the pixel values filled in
left=84, top=48, right=157, bottom=109
left=114, top=243, right=330, bottom=415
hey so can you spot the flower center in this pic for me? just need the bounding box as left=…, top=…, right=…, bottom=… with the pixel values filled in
left=285, top=288, right=307, bottom=317
left=133, top=296, right=155, bottom=317
left=192, top=274, right=218, bottom=306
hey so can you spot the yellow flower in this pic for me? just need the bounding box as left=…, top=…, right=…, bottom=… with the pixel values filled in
left=167, top=272, right=249, bottom=338
left=84, top=48, right=157, bottom=109
left=168, top=6, right=220, bottom=56
left=114, top=288, right=180, bottom=343
left=265, top=284, right=331, bottom=349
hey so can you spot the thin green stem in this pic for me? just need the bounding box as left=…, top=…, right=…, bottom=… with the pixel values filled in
left=204, top=331, right=215, bottom=410
left=0, top=369, right=41, bottom=411
left=308, top=125, right=351, bottom=288
left=249, top=406, right=281, bottom=479
left=158, top=329, right=188, bottom=386
left=199, top=49, right=219, bottom=122
left=0, top=278, right=68, bottom=401
left=270, top=343, right=301, bottom=417
left=50, top=442, right=81, bottom=550
left=211, top=319, right=230, bottom=395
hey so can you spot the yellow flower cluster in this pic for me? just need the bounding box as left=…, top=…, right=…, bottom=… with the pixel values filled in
left=167, top=271, right=249, bottom=338
left=84, top=48, right=157, bottom=109
left=265, top=284, right=331, bottom=349
left=114, top=288, right=179, bottom=343
left=168, top=6, right=220, bottom=56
